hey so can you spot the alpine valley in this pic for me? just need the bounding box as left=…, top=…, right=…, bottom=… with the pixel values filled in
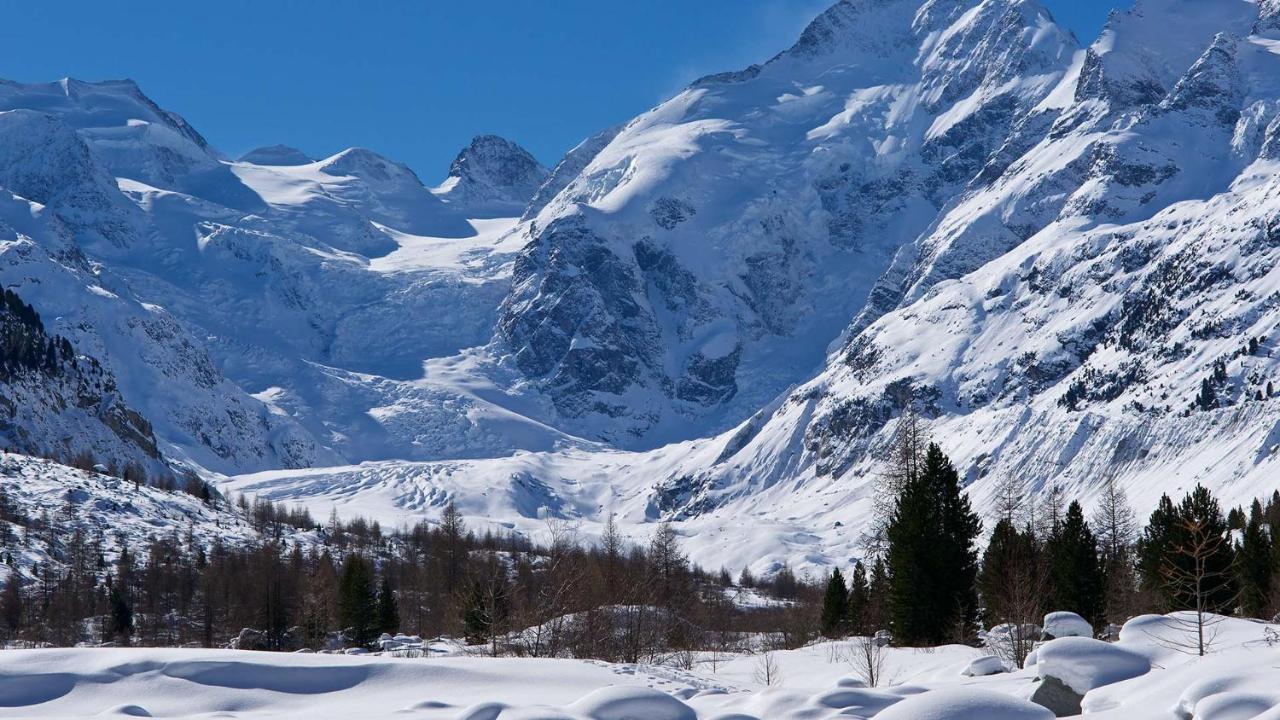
left=7, top=0, right=1280, bottom=577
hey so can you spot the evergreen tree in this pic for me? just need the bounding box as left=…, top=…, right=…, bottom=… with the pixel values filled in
left=109, top=545, right=135, bottom=645
left=1138, top=486, right=1237, bottom=613
left=1046, top=501, right=1104, bottom=625
left=847, top=561, right=871, bottom=634
left=1227, top=506, right=1246, bottom=531
left=886, top=443, right=981, bottom=645
left=867, top=558, right=890, bottom=633
left=1136, top=494, right=1179, bottom=609
left=338, top=554, right=378, bottom=647
left=1236, top=506, right=1273, bottom=618
left=376, top=576, right=400, bottom=635
left=108, top=586, right=133, bottom=645
left=820, top=568, right=849, bottom=638
left=979, top=519, right=1042, bottom=626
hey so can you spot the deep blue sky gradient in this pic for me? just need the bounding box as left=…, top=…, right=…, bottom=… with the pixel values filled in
left=0, top=0, right=1125, bottom=181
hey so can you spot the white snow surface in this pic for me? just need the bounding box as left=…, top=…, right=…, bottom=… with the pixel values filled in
left=2, top=614, right=1276, bottom=719
left=1042, top=612, right=1093, bottom=639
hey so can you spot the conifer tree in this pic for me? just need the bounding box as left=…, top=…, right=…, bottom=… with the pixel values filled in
left=886, top=443, right=980, bottom=645
left=980, top=518, right=1042, bottom=626
left=338, top=554, right=378, bottom=647
left=376, top=576, right=400, bottom=635
left=820, top=568, right=849, bottom=638
left=1236, top=505, right=1273, bottom=618
left=867, top=559, right=890, bottom=633
left=1138, top=486, right=1237, bottom=614
left=1136, top=494, right=1179, bottom=609
left=1046, top=501, right=1104, bottom=625
left=847, top=561, right=871, bottom=634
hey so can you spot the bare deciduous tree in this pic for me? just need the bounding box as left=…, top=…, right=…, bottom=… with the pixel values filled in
left=754, top=651, right=782, bottom=686
left=1154, top=518, right=1238, bottom=656
left=864, top=407, right=928, bottom=557
left=849, top=633, right=887, bottom=687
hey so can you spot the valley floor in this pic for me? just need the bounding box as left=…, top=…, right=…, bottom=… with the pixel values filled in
left=2, top=614, right=1275, bottom=719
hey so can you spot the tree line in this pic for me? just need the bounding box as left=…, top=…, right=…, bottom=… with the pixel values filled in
left=819, top=410, right=1280, bottom=659
left=0, top=488, right=822, bottom=661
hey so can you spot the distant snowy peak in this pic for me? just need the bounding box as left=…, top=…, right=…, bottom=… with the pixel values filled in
left=0, top=77, right=220, bottom=189
left=781, top=0, right=919, bottom=61
left=436, top=134, right=548, bottom=210
left=319, top=146, right=426, bottom=187
left=238, top=144, right=314, bottom=166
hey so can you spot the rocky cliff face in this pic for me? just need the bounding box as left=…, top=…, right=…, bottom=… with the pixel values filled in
left=497, top=0, right=1078, bottom=446
left=0, top=283, right=158, bottom=472
left=435, top=134, right=548, bottom=212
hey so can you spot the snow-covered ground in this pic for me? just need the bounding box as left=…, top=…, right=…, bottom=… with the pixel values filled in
left=2, top=614, right=1274, bottom=719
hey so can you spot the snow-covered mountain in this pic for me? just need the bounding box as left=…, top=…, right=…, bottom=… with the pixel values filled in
left=209, top=0, right=1280, bottom=577
left=0, top=77, right=559, bottom=470
left=497, top=0, right=1077, bottom=446
left=9, top=0, right=1280, bottom=576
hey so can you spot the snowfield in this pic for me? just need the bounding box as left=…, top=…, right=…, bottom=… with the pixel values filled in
left=1, top=614, right=1275, bottom=719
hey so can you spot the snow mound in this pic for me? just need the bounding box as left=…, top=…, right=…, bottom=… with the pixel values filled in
left=807, top=687, right=902, bottom=715
left=1042, top=611, right=1093, bottom=639
left=568, top=686, right=696, bottom=720
left=1036, top=637, right=1150, bottom=694
left=876, top=688, right=1054, bottom=720
left=962, top=655, right=1008, bottom=677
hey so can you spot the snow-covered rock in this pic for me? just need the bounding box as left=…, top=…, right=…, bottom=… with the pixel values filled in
left=1035, top=636, right=1150, bottom=695
left=962, top=655, right=1008, bottom=677
left=569, top=686, right=697, bottom=720
left=1041, top=611, right=1093, bottom=640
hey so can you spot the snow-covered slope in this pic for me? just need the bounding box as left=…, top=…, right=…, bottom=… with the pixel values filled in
left=0, top=613, right=1274, bottom=718
left=497, top=0, right=1078, bottom=446
left=634, top=0, right=1280, bottom=555
left=0, top=452, right=280, bottom=591
left=14, top=0, right=1280, bottom=582
left=0, top=76, right=562, bottom=470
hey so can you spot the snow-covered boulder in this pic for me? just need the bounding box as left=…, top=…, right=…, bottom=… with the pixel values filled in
left=1042, top=612, right=1093, bottom=640
left=376, top=633, right=424, bottom=652
left=877, top=688, right=1054, bottom=720
left=1032, top=637, right=1151, bottom=715
left=962, top=655, right=1008, bottom=677
left=568, top=686, right=696, bottom=720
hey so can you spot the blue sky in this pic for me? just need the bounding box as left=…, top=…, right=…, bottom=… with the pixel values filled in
left=0, top=0, right=1123, bottom=181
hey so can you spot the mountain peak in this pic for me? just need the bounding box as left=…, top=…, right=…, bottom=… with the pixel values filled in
left=437, top=134, right=548, bottom=209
